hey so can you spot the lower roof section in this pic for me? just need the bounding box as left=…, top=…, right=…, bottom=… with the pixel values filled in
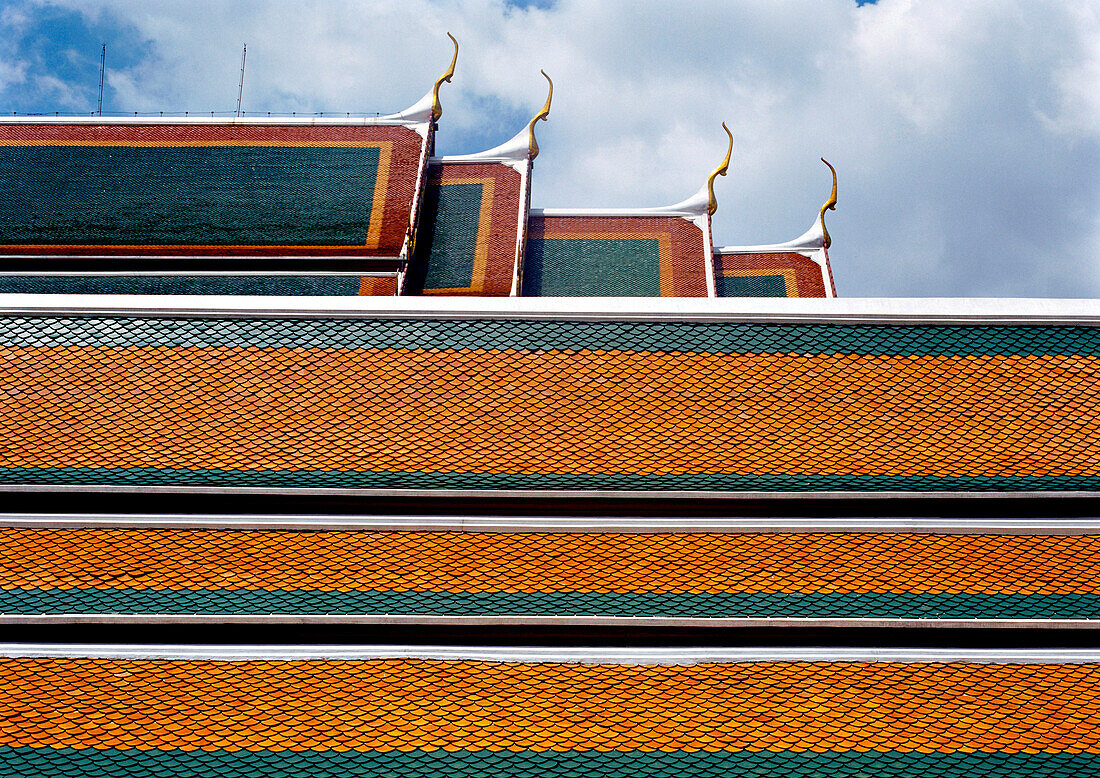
left=2, top=644, right=1099, bottom=777
left=1, top=298, right=1100, bottom=494
left=3, top=525, right=1100, bottom=624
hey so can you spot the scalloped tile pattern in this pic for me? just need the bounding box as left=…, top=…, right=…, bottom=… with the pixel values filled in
left=3, top=529, right=1100, bottom=618
left=2, top=317, right=1100, bottom=490
left=2, top=657, right=1099, bottom=776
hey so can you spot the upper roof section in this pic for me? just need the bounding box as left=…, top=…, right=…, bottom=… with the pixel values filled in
left=1, top=297, right=1097, bottom=496
left=0, top=38, right=840, bottom=297
left=522, top=215, right=710, bottom=297
left=406, top=160, right=528, bottom=296
left=0, top=122, right=430, bottom=261
left=714, top=159, right=838, bottom=298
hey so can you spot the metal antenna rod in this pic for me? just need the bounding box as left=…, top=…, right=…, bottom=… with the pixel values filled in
left=97, top=44, right=106, bottom=116
left=235, top=44, right=247, bottom=118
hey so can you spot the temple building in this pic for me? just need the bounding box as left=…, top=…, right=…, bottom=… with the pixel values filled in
left=0, top=35, right=1098, bottom=778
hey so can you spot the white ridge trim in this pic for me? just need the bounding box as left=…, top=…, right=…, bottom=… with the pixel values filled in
left=433, top=126, right=531, bottom=171
left=4, top=485, right=1100, bottom=500
left=0, top=113, right=428, bottom=128
left=2, top=513, right=1099, bottom=534
left=530, top=182, right=712, bottom=226
left=3, top=644, right=1100, bottom=664
left=1, top=295, right=1098, bottom=322
left=2, top=616, right=1098, bottom=629
left=382, top=89, right=435, bottom=124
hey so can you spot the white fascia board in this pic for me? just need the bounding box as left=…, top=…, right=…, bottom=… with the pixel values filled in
left=0, top=114, right=430, bottom=133
left=4, top=644, right=1100, bottom=664
left=4, top=514, right=1099, bottom=534
left=432, top=125, right=532, bottom=172
left=3, top=616, right=1100, bottom=630
left=532, top=182, right=711, bottom=230
left=715, top=245, right=822, bottom=256
left=2, top=295, right=1100, bottom=324
left=717, top=216, right=828, bottom=255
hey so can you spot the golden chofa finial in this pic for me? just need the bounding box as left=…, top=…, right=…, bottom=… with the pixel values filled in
left=706, top=122, right=734, bottom=215
left=819, top=157, right=838, bottom=249
left=527, top=70, right=553, bottom=160
left=430, top=32, right=459, bottom=122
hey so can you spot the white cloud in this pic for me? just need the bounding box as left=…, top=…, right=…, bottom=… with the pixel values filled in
left=17, top=0, right=1100, bottom=296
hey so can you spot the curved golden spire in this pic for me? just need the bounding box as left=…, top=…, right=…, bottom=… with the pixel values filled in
left=527, top=70, right=553, bottom=160
left=818, top=157, right=838, bottom=249
left=706, top=122, right=734, bottom=215
left=430, top=32, right=459, bottom=122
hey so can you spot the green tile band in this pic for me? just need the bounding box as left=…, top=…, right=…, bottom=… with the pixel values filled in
left=4, top=587, right=1100, bottom=619
left=0, top=145, right=380, bottom=246
left=524, top=238, right=662, bottom=296
left=1, top=747, right=1096, bottom=778
left=1, top=467, right=1098, bottom=491
left=417, top=183, right=484, bottom=291
left=2, top=316, right=1100, bottom=355
left=716, top=274, right=789, bottom=297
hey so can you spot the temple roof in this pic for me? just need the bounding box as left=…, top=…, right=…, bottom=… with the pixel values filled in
left=0, top=51, right=837, bottom=298
left=2, top=645, right=1099, bottom=777
left=1, top=302, right=1097, bottom=493
left=0, top=122, right=431, bottom=262
left=0, top=38, right=1092, bottom=776
left=2, top=525, right=1099, bottom=622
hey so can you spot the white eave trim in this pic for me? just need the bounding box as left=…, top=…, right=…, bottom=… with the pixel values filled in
left=3, top=615, right=1100, bottom=629
left=3, top=514, right=1099, bottom=533
left=0, top=88, right=436, bottom=131
left=717, top=221, right=827, bottom=255
left=532, top=182, right=711, bottom=224
left=1, top=295, right=1099, bottom=324
left=432, top=125, right=531, bottom=171
left=4, top=644, right=1100, bottom=664
left=0, top=114, right=428, bottom=129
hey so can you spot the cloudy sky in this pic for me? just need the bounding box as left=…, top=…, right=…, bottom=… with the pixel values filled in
left=2, top=0, right=1098, bottom=297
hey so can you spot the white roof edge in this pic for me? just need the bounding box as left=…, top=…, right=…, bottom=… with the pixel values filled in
left=437, top=124, right=531, bottom=165
left=717, top=216, right=826, bottom=254
left=532, top=182, right=710, bottom=219
left=378, top=87, right=436, bottom=124
left=430, top=155, right=523, bottom=166
left=0, top=114, right=428, bottom=128
left=1, top=294, right=1099, bottom=322
left=0, top=88, right=436, bottom=128
left=3, top=513, right=1097, bottom=534
left=4, top=644, right=1100, bottom=664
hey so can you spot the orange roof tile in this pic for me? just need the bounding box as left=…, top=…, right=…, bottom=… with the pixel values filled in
left=2, top=656, right=1099, bottom=754
left=1, top=529, right=1099, bottom=619
left=1, top=316, right=1099, bottom=491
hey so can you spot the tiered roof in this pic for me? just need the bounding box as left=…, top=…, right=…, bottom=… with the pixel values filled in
left=0, top=35, right=1096, bottom=778
left=0, top=39, right=835, bottom=298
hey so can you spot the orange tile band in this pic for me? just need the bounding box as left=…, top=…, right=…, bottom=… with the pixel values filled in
left=3, top=529, right=1099, bottom=596
left=1, top=347, right=1097, bottom=478
left=2, top=658, right=1098, bottom=753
